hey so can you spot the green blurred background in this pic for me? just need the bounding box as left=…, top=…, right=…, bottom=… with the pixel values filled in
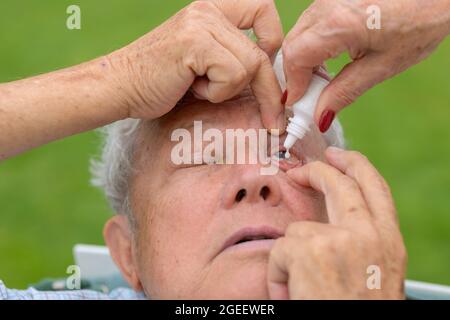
left=0, top=0, right=449, bottom=288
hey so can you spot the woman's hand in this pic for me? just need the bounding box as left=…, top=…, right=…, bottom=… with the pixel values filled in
left=282, top=0, right=450, bottom=132
left=0, top=0, right=285, bottom=160
left=267, top=147, right=407, bottom=299
left=108, top=0, right=285, bottom=131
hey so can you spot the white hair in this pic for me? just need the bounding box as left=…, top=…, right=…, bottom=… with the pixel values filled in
left=91, top=118, right=142, bottom=216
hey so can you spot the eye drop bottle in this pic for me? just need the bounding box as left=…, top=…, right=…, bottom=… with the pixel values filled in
left=273, top=51, right=330, bottom=158
left=283, top=74, right=329, bottom=158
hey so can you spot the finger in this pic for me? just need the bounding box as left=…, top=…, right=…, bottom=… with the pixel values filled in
left=325, top=147, right=399, bottom=229
left=211, top=21, right=285, bottom=133
left=282, top=27, right=348, bottom=106
left=285, top=220, right=338, bottom=238
left=286, top=161, right=371, bottom=227
left=268, top=235, right=324, bottom=300
left=208, top=0, right=284, bottom=58
left=314, top=53, right=392, bottom=127
left=251, top=56, right=285, bottom=133
left=267, top=237, right=291, bottom=300
left=189, top=40, right=249, bottom=103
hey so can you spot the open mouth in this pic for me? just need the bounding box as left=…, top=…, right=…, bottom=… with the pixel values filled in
left=220, top=226, right=283, bottom=254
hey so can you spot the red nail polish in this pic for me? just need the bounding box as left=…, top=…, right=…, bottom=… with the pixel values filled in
left=319, top=110, right=335, bottom=133
left=281, top=90, right=288, bottom=105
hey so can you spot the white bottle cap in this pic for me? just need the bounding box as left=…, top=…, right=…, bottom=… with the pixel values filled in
left=283, top=75, right=329, bottom=155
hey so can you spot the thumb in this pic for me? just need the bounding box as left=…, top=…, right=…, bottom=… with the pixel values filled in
left=314, top=53, right=390, bottom=130
left=207, top=0, right=283, bottom=59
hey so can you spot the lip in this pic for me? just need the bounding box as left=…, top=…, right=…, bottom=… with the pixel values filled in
left=219, top=226, right=283, bottom=255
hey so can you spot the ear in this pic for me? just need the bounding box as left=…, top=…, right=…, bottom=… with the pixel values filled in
left=104, top=215, right=143, bottom=291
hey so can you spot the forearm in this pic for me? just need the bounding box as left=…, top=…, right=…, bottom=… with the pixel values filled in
left=0, top=56, right=127, bottom=160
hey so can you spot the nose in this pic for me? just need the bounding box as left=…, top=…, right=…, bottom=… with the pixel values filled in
left=222, top=165, right=282, bottom=209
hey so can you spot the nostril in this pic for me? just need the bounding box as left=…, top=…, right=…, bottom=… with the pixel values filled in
left=235, top=189, right=246, bottom=202
left=260, top=186, right=270, bottom=200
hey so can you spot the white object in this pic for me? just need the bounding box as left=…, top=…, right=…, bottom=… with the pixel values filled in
left=273, top=53, right=330, bottom=158
left=73, top=244, right=120, bottom=279
left=283, top=74, right=329, bottom=158
left=405, top=279, right=450, bottom=300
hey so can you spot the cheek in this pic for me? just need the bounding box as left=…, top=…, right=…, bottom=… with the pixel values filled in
left=134, top=175, right=222, bottom=297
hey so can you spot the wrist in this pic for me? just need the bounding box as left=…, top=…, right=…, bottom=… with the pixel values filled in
left=83, top=55, right=131, bottom=121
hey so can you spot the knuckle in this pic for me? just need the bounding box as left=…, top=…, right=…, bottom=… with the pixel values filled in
left=233, top=67, right=248, bottom=85
left=260, top=0, right=274, bottom=9
left=347, top=150, right=368, bottom=162
left=307, top=160, right=326, bottom=172
left=257, top=47, right=272, bottom=66
left=337, top=174, right=359, bottom=191
left=187, top=1, right=215, bottom=14
left=183, top=1, right=216, bottom=24
left=335, top=229, right=353, bottom=246
left=332, top=83, right=359, bottom=106
left=282, top=32, right=314, bottom=68
left=270, top=237, right=291, bottom=258
left=265, top=35, right=283, bottom=54
left=251, top=48, right=270, bottom=74
left=178, top=27, right=200, bottom=46
left=260, top=112, right=274, bottom=129
left=311, top=235, right=335, bottom=255
left=208, top=93, right=226, bottom=104
left=361, top=223, right=380, bottom=242
left=285, top=222, right=304, bottom=237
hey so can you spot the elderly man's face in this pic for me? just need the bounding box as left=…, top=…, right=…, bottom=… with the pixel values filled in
left=106, top=91, right=330, bottom=299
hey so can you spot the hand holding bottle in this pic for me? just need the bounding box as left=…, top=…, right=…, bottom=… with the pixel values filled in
left=282, top=0, right=450, bottom=132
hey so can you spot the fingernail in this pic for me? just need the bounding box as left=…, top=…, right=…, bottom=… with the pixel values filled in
left=281, top=90, right=288, bottom=105
left=319, top=110, right=335, bottom=133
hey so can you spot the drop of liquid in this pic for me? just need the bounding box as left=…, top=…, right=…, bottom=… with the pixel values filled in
left=284, top=150, right=291, bottom=159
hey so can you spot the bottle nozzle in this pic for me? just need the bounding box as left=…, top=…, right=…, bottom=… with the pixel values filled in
left=283, top=133, right=298, bottom=158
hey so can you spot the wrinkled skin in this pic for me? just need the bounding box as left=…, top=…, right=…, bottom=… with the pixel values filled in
left=282, top=0, right=450, bottom=123
left=104, top=92, right=407, bottom=299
